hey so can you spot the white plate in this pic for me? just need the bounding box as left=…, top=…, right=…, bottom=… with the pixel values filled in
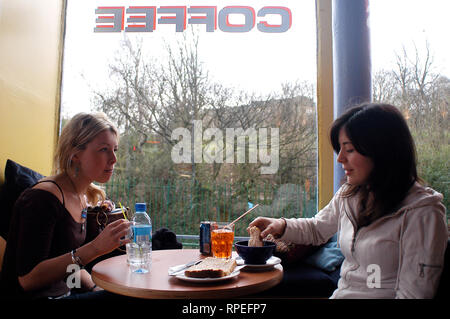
left=236, top=256, right=282, bottom=270
left=175, top=268, right=241, bottom=283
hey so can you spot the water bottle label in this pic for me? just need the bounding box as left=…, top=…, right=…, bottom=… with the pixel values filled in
left=133, top=225, right=152, bottom=243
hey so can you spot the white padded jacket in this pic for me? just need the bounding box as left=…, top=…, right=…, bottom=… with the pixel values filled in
left=280, top=182, right=448, bottom=298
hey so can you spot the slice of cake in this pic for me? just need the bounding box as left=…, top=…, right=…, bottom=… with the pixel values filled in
left=184, top=257, right=237, bottom=278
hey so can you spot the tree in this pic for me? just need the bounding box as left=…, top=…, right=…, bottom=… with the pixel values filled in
left=373, top=41, right=449, bottom=213
left=93, top=33, right=235, bottom=181
left=92, top=30, right=321, bottom=226
left=93, top=32, right=318, bottom=185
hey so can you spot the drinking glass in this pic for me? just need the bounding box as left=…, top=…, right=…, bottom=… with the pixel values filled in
left=211, top=222, right=235, bottom=259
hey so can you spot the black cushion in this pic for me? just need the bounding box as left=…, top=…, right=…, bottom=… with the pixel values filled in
left=0, top=159, right=44, bottom=240
left=152, top=227, right=183, bottom=250
left=258, top=262, right=341, bottom=298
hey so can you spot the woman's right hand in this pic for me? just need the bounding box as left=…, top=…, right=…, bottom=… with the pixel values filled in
left=91, top=219, right=131, bottom=255
left=248, top=217, right=287, bottom=239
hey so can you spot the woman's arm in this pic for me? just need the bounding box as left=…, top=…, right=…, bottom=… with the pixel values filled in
left=278, top=187, right=343, bottom=246
left=18, top=219, right=130, bottom=292
left=249, top=187, right=343, bottom=246
left=395, top=207, right=447, bottom=299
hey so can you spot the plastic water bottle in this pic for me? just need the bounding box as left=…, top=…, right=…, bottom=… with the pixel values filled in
left=126, top=202, right=152, bottom=273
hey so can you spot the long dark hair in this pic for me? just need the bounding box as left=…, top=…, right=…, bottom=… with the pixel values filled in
left=330, top=103, right=419, bottom=227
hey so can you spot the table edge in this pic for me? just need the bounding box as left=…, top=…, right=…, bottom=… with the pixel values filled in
left=92, top=253, right=283, bottom=299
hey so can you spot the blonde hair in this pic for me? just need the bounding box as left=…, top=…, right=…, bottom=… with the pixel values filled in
left=53, top=112, right=119, bottom=205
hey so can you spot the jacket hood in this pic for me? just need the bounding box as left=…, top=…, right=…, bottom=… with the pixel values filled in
left=398, top=182, right=445, bottom=213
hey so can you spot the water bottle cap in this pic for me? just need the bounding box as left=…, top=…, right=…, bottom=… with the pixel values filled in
left=135, top=202, right=146, bottom=211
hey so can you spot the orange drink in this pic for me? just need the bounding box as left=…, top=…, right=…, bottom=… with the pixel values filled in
left=211, top=223, right=234, bottom=259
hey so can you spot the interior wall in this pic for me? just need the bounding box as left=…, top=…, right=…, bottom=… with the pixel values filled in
left=316, top=0, right=334, bottom=209
left=0, top=0, right=65, bottom=182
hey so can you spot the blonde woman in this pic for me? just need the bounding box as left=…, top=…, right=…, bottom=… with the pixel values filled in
left=1, top=113, right=130, bottom=299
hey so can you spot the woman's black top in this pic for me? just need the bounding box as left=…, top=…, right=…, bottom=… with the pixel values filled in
left=0, top=181, right=86, bottom=299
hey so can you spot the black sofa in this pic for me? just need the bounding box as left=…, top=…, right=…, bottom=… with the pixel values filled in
left=256, top=237, right=342, bottom=298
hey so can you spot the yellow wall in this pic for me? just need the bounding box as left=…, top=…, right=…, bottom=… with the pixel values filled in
left=0, top=0, right=65, bottom=182
left=316, top=0, right=334, bottom=209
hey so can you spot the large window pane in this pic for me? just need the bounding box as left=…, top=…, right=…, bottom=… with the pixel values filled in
left=370, top=0, right=449, bottom=221
left=61, top=0, right=318, bottom=243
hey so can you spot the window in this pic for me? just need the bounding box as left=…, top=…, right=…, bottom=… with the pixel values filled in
left=61, top=0, right=319, bottom=243
left=370, top=0, right=449, bottom=221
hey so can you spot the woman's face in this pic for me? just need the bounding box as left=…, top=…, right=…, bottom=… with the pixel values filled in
left=74, top=130, right=118, bottom=184
left=337, top=128, right=374, bottom=186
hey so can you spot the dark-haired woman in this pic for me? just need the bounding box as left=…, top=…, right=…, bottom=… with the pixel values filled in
left=249, top=103, right=447, bottom=298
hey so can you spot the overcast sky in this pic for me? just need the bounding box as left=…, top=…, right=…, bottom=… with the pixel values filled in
left=60, top=0, right=450, bottom=117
